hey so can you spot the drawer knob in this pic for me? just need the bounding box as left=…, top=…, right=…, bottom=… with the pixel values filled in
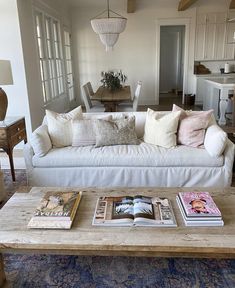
left=18, top=136, right=22, bottom=140
left=17, top=127, right=20, bottom=131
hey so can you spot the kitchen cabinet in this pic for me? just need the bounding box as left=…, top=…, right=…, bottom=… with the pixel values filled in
left=195, top=12, right=234, bottom=61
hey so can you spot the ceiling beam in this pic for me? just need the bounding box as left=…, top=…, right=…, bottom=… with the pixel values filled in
left=230, top=0, right=235, bottom=9
left=127, top=0, right=136, bottom=13
left=178, top=0, right=198, bottom=11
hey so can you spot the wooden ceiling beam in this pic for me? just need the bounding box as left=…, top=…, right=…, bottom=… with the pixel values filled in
left=127, top=0, right=136, bottom=13
left=178, top=0, right=198, bottom=11
left=230, top=0, right=235, bottom=9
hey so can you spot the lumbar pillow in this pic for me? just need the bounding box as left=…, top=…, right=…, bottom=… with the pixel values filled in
left=204, top=125, right=228, bottom=157
left=72, top=115, right=112, bottom=146
left=143, top=108, right=181, bottom=148
left=30, top=125, right=52, bottom=157
left=172, top=104, right=213, bottom=147
left=46, top=106, right=83, bottom=147
left=94, top=116, right=139, bottom=147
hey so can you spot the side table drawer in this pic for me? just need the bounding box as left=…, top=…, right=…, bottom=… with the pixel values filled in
left=9, top=119, right=25, bottom=136
left=11, top=129, right=26, bottom=147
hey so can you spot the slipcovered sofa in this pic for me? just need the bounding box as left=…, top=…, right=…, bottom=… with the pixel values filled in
left=24, top=111, right=235, bottom=188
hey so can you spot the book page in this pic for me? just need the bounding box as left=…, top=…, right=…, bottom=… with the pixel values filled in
left=93, top=196, right=134, bottom=226
left=134, top=197, right=176, bottom=226
left=133, top=195, right=154, bottom=219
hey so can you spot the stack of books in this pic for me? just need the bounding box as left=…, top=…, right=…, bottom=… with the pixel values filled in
left=28, top=190, right=82, bottom=229
left=176, top=191, right=224, bottom=226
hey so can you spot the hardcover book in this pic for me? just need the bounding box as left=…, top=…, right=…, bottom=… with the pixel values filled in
left=176, top=196, right=224, bottom=227
left=28, top=190, right=82, bottom=229
left=93, top=195, right=177, bottom=227
left=178, top=191, right=222, bottom=218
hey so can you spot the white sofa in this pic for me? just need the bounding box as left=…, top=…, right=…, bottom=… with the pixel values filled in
left=24, top=111, right=235, bottom=188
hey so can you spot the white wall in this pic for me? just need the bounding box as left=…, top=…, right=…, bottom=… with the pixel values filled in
left=71, top=0, right=232, bottom=105
left=0, top=0, right=32, bottom=135
left=17, top=0, right=72, bottom=131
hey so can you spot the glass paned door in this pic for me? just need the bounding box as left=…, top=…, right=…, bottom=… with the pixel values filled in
left=64, top=29, right=75, bottom=102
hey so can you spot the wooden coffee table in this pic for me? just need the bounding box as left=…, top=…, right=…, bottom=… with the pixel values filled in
left=0, top=187, right=235, bottom=287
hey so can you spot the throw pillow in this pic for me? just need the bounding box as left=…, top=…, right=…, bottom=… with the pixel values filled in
left=204, top=125, right=228, bottom=157
left=143, top=109, right=181, bottom=148
left=172, top=104, right=213, bottom=147
left=30, top=125, right=52, bottom=157
left=46, top=106, right=83, bottom=147
left=94, top=116, right=139, bottom=147
left=72, top=115, right=112, bottom=146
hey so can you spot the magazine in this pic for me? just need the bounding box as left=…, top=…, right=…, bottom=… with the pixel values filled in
left=28, top=190, right=82, bottom=229
left=176, top=196, right=224, bottom=227
left=178, top=191, right=222, bottom=218
left=92, top=195, right=177, bottom=227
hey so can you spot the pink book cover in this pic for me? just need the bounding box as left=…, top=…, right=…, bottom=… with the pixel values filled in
left=178, top=192, right=221, bottom=217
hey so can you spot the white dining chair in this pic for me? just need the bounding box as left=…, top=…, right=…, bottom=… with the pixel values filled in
left=82, top=84, right=105, bottom=112
left=118, top=81, right=142, bottom=112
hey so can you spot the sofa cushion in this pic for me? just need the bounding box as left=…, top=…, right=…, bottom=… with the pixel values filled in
left=94, top=116, right=139, bottom=147
left=30, top=125, right=52, bottom=157
left=143, top=108, right=181, bottom=148
left=72, top=115, right=112, bottom=146
left=32, top=142, right=224, bottom=168
left=46, top=106, right=83, bottom=148
left=172, top=104, right=213, bottom=147
left=204, top=125, right=228, bottom=157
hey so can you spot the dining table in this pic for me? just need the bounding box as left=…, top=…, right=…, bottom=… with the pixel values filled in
left=91, top=85, right=131, bottom=112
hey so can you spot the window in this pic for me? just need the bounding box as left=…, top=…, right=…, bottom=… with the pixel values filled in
left=64, top=29, right=75, bottom=101
left=35, top=11, right=65, bottom=104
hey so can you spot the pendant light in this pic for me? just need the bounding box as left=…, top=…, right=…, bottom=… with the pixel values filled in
left=91, top=0, right=127, bottom=52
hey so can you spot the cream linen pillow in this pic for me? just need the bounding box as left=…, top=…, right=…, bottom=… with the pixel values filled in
left=30, top=125, right=52, bottom=157
left=46, top=106, right=83, bottom=147
left=72, top=115, right=112, bottom=146
left=204, top=125, right=228, bottom=157
left=143, top=109, right=181, bottom=148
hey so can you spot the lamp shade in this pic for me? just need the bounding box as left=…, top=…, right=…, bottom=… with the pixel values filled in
left=0, top=60, right=13, bottom=85
left=91, top=18, right=127, bottom=51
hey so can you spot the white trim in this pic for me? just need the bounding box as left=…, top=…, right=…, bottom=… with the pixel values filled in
left=155, top=18, right=190, bottom=105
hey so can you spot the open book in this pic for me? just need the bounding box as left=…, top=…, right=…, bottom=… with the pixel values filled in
left=93, top=195, right=177, bottom=227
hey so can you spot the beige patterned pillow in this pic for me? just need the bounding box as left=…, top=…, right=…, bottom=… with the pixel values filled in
left=94, top=116, right=139, bottom=147
left=72, top=115, right=112, bottom=146
left=143, top=108, right=181, bottom=148
left=46, top=106, right=83, bottom=147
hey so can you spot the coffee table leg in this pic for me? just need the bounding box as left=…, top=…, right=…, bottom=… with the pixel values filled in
left=0, top=253, right=6, bottom=287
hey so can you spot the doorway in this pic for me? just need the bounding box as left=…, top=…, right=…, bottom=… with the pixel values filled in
left=159, top=25, right=185, bottom=105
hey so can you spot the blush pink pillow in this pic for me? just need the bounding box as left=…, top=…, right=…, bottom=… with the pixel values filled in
left=172, top=104, right=213, bottom=147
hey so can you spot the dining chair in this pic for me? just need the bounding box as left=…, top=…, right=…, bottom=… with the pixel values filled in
left=118, top=81, right=142, bottom=112
left=85, top=82, right=104, bottom=107
left=82, top=84, right=105, bottom=112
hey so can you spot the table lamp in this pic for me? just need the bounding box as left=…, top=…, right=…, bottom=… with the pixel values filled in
left=0, top=60, right=13, bottom=121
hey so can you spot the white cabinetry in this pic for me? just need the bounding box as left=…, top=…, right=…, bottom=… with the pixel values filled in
left=195, top=13, right=234, bottom=61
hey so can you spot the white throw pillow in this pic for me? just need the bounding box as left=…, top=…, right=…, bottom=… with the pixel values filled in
left=72, top=115, right=112, bottom=146
left=143, top=109, right=181, bottom=148
left=204, top=125, right=228, bottom=157
left=46, top=106, right=83, bottom=147
left=30, top=125, right=52, bottom=157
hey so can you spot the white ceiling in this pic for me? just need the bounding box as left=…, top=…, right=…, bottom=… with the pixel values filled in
left=66, top=0, right=127, bottom=9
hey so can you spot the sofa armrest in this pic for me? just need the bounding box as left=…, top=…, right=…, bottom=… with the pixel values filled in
left=223, top=139, right=235, bottom=186
left=23, top=142, right=34, bottom=171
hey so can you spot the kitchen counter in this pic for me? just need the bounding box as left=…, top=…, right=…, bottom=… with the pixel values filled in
left=205, top=78, right=235, bottom=125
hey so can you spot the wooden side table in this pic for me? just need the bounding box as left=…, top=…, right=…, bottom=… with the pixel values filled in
left=0, top=117, right=27, bottom=181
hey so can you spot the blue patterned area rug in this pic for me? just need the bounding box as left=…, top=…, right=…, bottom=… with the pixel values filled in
left=3, top=254, right=235, bottom=288
left=1, top=170, right=235, bottom=287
